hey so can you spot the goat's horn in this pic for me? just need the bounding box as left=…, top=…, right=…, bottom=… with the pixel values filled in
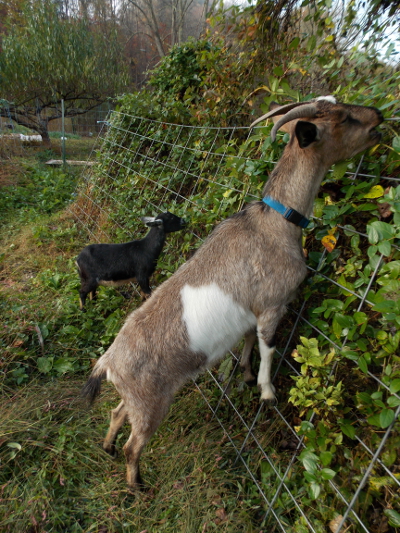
left=270, top=104, right=318, bottom=141
left=250, top=101, right=319, bottom=141
left=250, top=101, right=312, bottom=129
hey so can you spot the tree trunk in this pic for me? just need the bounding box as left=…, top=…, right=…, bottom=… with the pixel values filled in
left=37, top=126, right=51, bottom=147
left=37, top=115, right=51, bottom=147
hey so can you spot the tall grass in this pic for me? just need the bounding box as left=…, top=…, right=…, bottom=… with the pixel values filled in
left=0, top=381, right=263, bottom=532
left=0, top=141, right=264, bottom=532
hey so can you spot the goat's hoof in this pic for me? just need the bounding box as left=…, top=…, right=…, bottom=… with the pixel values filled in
left=261, top=396, right=277, bottom=407
left=103, top=444, right=118, bottom=458
left=244, top=376, right=257, bottom=388
left=126, top=481, right=147, bottom=493
left=240, top=366, right=257, bottom=387
left=258, top=383, right=277, bottom=406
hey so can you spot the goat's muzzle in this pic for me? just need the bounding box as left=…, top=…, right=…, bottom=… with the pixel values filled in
left=369, top=128, right=382, bottom=142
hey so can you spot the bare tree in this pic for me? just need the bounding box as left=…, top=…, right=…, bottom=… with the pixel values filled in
left=119, top=0, right=205, bottom=63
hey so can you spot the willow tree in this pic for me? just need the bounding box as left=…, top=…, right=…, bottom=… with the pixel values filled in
left=0, top=0, right=129, bottom=144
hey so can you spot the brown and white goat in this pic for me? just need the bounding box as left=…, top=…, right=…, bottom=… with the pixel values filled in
left=82, top=97, right=383, bottom=488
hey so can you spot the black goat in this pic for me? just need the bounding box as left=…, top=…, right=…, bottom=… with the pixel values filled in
left=76, top=212, right=187, bottom=309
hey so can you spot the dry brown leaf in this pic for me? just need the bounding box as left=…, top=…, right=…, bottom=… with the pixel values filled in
left=329, top=515, right=346, bottom=533
left=215, top=508, right=228, bottom=522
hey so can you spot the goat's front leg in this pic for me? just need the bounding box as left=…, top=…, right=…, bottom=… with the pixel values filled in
left=256, top=308, right=285, bottom=403
left=137, top=274, right=152, bottom=300
left=240, top=329, right=257, bottom=385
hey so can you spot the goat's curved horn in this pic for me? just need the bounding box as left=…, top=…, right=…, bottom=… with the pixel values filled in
left=250, top=101, right=312, bottom=129
left=270, top=104, right=318, bottom=141
left=250, top=101, right=319, bottom=141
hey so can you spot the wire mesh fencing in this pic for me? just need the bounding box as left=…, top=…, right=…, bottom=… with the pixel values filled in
left=69, top=109, right=400, bottom=533
left=0, top=102, right=111, bottom=164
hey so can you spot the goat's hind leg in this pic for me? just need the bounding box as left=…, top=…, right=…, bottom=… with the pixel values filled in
left=123, top=394, right=173, bottom=490
left=103, top=400, right=128, bottom=457
left=240, top=329, right=257, bottom=386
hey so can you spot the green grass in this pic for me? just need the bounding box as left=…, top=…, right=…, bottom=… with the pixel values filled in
left=0, top=140, right=265, bottom=532
left=0, top=380, right=263, bottom=532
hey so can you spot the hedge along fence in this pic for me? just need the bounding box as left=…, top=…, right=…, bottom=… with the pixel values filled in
left=69, top=109, right=400, bottom=533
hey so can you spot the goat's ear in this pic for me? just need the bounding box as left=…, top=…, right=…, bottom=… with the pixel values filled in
left=295, top=121, right=319, bottom=148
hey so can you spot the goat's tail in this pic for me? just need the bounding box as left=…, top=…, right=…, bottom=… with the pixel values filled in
left=81, top=365, right=107, bottom=405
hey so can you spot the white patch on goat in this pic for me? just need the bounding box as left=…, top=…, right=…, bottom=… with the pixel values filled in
left=181, top=283, right=257, bottom=364
left=257, top=335, right=276, bottom=401
left=316, top=95, right=337, bottom=104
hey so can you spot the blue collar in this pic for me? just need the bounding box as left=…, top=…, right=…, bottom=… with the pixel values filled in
left=262, top=196, right=310, bottom=229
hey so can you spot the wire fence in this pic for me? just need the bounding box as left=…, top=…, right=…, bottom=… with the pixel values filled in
left=0, top=104, right=111, bottom=163
left=0, top=104, right=111, bottom=138
left=69, top=110, right=400, bottom=532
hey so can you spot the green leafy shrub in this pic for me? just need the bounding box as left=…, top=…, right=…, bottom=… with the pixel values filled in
left=0, top=166, right=79, bottom=226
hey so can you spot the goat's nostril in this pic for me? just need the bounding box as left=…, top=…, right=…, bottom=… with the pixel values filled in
left=369, top=129, right=382, bottom=141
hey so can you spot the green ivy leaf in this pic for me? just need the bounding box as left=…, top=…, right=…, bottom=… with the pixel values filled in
left=384, top=509, right=400, bottom=527
left=367, top=413, right=381, bottom=427
left=390, top=379, right=400, bottom=394
left=380, top=409, right=395, bottom=429
left=320, top=451, right=333, bottom=466
left=37, top=356, right=53, bottom=374
left=309, top=482, right=321, bottom=500
left=358, top=355, right=368, bottom=374
left=378, top=241, right=391, bottom=256
left=301, top=452, right=318, bottom=473
left=331, top=160, right=349, bottom=180
left=340, top=422, right=356, bottom=439
left=320, top=468, right=336, bottom=480
left=367, top=221, right=395, bottom=244
left=387, top=396, right=400, bottom=408
left=53, top=358, right=75, bottom=374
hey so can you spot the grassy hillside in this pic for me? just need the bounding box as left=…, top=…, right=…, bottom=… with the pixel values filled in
left=0, top=140, right=269, bottom=532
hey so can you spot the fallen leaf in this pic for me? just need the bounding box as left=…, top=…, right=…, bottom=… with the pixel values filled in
left=364, top=184, right=384, bottom=199
left=12, top=339, right=24, bottom=347
left=378, top=202, right=392, bottom=219
left=329, top=515, right=345, bottom=533
left=322, top=234, right=337, bottom=252
left=215, top=508, right=228, bottom=522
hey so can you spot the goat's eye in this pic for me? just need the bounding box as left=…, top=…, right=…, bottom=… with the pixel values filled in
left=341, top=116, right=349, bottom=124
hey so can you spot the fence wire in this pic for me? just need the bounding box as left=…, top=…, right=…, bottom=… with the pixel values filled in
left=70, top=110, right=400, bottom=533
